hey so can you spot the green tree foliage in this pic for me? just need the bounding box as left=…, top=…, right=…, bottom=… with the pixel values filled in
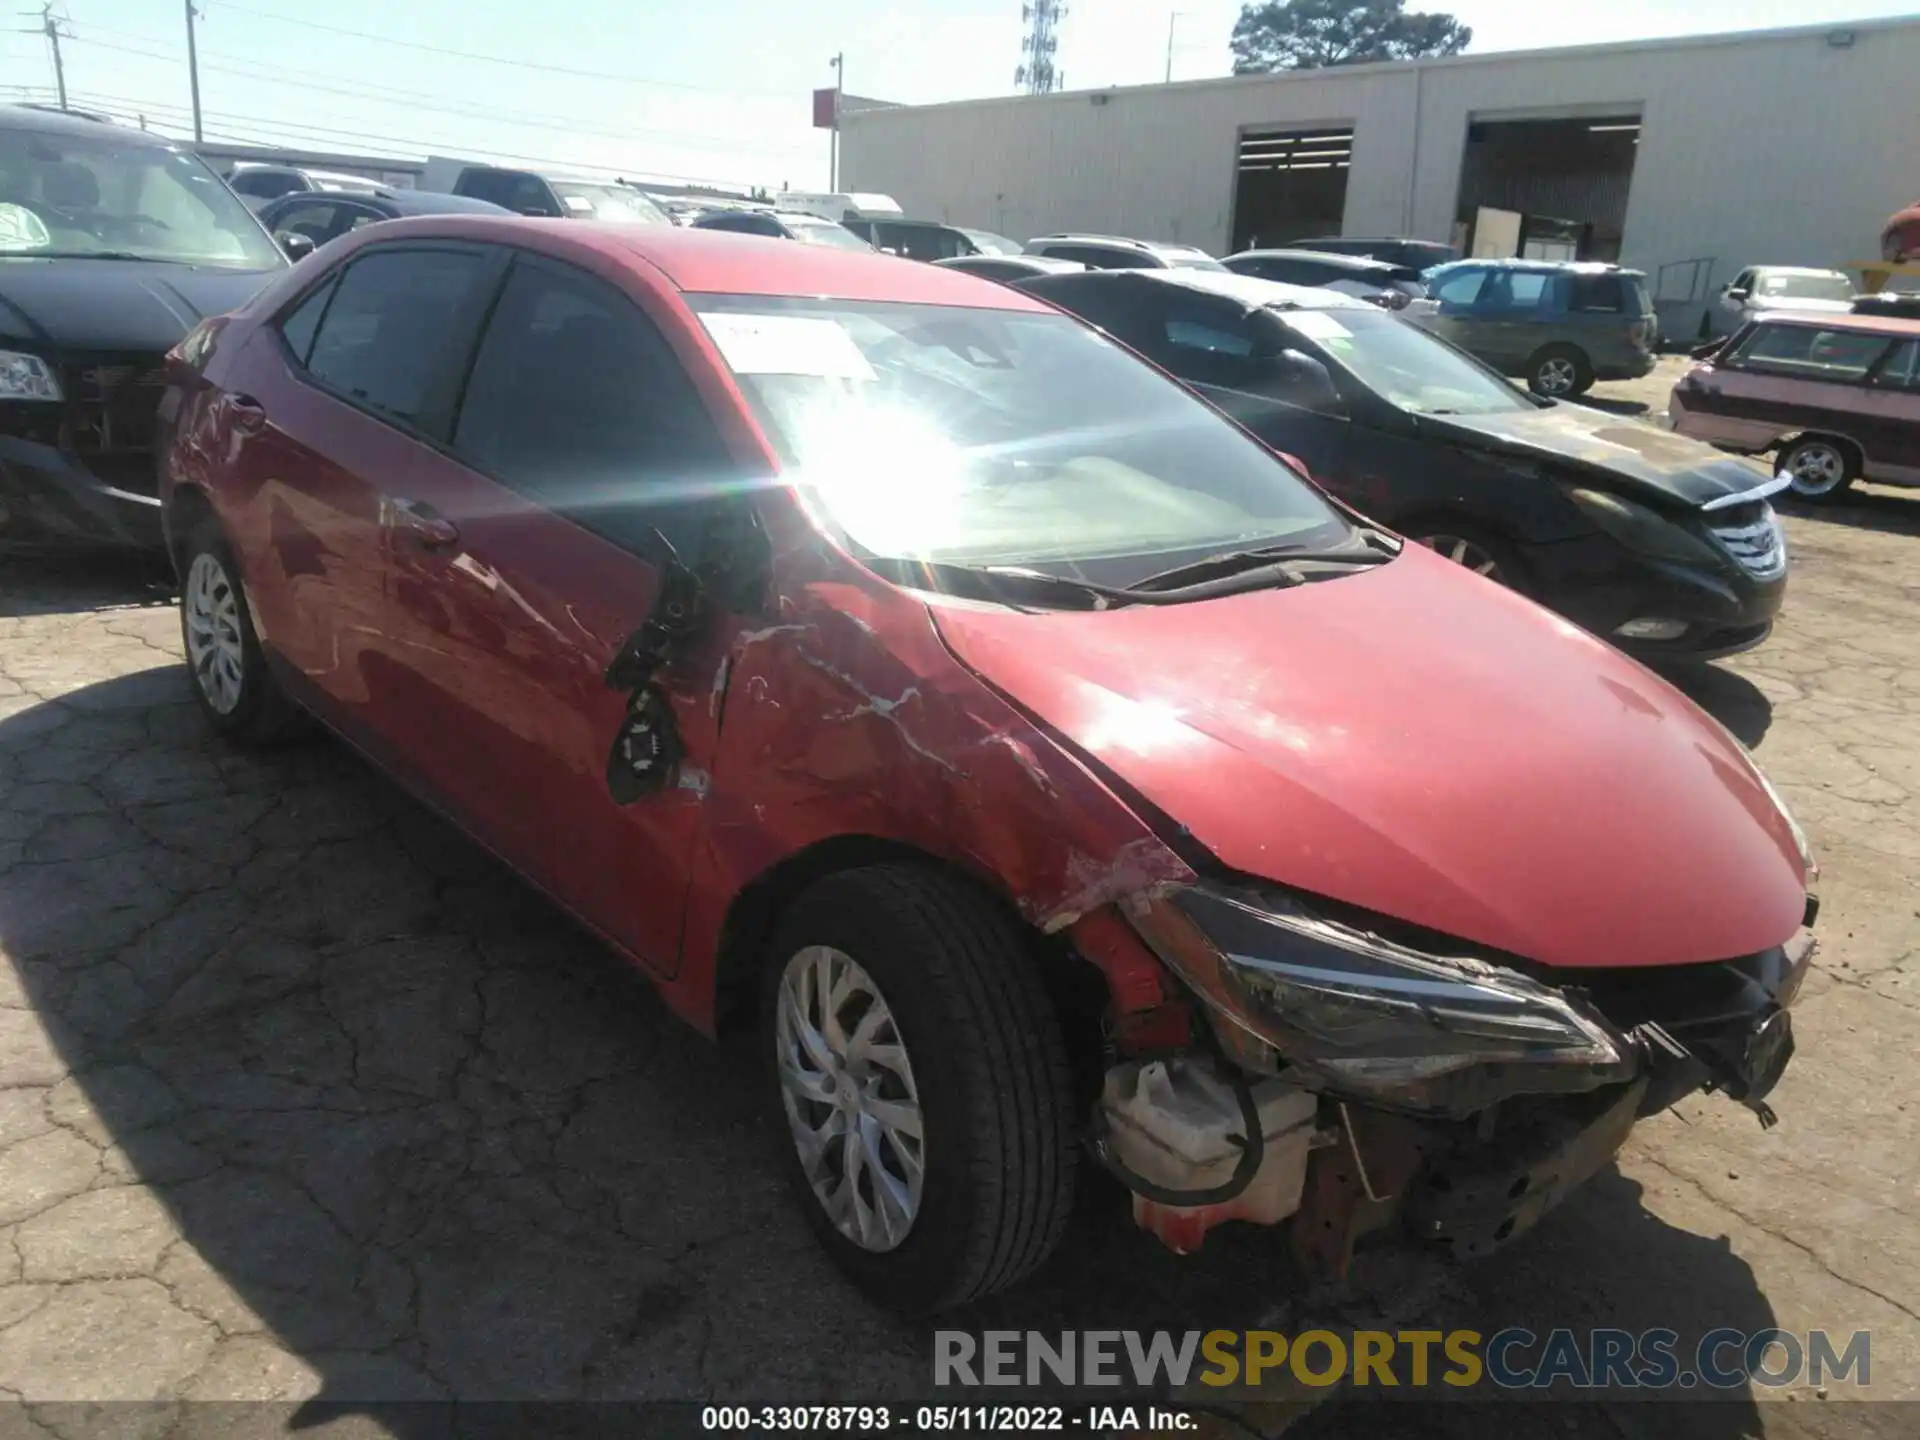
left=1231, top=0, right=1472, bottom=72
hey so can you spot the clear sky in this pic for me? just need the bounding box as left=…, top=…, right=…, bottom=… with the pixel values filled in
left=1, top=0, right=1912, bottom=191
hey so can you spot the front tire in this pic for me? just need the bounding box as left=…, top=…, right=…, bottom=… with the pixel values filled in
left=761, top=865, right=1077, bottom=1313
left=177, top=516, right=304, bottom=746
left=1779, top=435, right=1858, bottom=503
left=1527, top=344, right=1593, bottom=397
left=1408, top=521, right=1529, bottom=593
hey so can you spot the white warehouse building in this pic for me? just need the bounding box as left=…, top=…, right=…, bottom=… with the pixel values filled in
left=840, top=16, right=1920, bottom=338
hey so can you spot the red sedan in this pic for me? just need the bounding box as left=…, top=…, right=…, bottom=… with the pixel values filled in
left=158, top=219, right=1818, bottom=1312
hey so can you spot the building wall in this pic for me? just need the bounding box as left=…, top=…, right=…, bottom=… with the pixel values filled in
left=843, top=19, right=1920, bottom=332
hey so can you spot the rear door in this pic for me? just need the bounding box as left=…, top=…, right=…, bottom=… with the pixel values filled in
left=370, top=249, right=752, bottom=972
left=1474, top=269, right=1554, bottom=370
left=1709, top=321, right=1896, bottom=451
left=1859, top=338, right=1920, bottom=481
left=216, top=243, right=505, bottom=724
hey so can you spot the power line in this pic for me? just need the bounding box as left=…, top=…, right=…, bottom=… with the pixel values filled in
left=54, top=87, right=777, bottom=189
left=202, top=0, right=794, bottom=99
left=62, top=32, right=823, bottom=158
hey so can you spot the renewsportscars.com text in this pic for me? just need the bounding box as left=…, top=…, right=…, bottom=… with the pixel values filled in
left=934, top=1328, right=1871, bottom=1391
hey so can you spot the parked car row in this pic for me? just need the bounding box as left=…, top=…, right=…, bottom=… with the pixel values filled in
left=151, top=215, right=1820, bottom=1316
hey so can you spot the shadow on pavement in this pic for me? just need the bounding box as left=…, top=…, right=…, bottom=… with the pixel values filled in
left=0, top=670, right=1787, bottom=1434
left=1655, top=662, right=1774, bottom=749
left=1777, top=485, right=1920, bottom=542
left=0, top=552, right=175, bottom=619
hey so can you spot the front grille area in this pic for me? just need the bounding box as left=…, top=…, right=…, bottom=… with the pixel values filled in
left=1710, top=505, right=1787, bottom=580
left=64, top=352, right=169, bottom=461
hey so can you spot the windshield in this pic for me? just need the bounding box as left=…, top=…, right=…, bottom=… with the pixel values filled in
left=1756, top=272, right=1853, bottom=304
left=0, top=128, right=282, bottom=268
left=788, top=219, right=874, bottom=252
left=549, top=182, right=669, bottom=226
left=688, top=294, right=1349, bottom=578
left=960, top=228, right=1021, bottom=256
left=1280, top=306, right=1532, bottom=416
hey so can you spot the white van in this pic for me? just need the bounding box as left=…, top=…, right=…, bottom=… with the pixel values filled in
left=776, top=191, right=903, bottom=224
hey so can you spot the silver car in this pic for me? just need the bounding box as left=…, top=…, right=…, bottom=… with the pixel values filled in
left=1713, top=266, right=1855, bottom=337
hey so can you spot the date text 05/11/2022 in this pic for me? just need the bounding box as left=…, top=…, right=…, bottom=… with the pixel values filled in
left=700, top=1405, right=1197, bottom=1432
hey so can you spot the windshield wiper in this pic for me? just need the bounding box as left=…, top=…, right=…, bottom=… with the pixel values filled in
left=1132, top=533, right=1396, bottom=593
left=11, top=250, right=167, bottom=262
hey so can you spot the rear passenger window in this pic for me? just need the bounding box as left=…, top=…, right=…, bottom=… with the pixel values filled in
left=1871, top=340, right=1920, bottom=390
left=276, top=276, right=337, bottom=366
left=1730, top=324, right=1892, bottom=382
left=1568, top=275, right=1626, bottom=312
left=1495, top=272, right=1549, bottom=309
left=303, top=248, right=497, bottom=430
left=451, top=257, right=733, bottom=554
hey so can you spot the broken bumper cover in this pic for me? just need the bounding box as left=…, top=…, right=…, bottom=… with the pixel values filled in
left=1123, top=879, right=1813, bottom=1266
left=0, top=434, right=163, bottom=552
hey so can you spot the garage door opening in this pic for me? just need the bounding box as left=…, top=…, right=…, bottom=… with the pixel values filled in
left=1454, top=114, right=1641, bottom=263
left=1231, top=127, right=1352, bottom=252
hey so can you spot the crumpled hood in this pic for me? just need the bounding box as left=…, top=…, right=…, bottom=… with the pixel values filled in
left=933, top=546, right=1806, bottom=969
left=1424, top=402, right=1773, bottom=509
left=0, top=258, right=280, bottom=353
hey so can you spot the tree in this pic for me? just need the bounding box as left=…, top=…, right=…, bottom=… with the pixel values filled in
left=1230, top=0, right=1471, bottom=73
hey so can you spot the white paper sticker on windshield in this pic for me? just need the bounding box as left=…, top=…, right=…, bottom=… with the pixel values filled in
left=0, top=204, right=50, bottom=253
left=561, top=194, right=594, bottom=214
left=1283, top=311, right=1351, bottom=341
left=699, top=313, right=876, bottom=380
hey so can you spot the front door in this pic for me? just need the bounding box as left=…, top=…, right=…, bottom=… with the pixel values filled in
left=365, top=250, right=753, bottom=973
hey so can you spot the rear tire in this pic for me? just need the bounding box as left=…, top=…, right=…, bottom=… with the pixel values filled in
left=176, top=515, right=305, bottom=746
left=1778, top=435, right=1858, bottom=503
left=760, top=865, right=1077, bottom=1313
left=1527, top=344, right=1593, bottom=398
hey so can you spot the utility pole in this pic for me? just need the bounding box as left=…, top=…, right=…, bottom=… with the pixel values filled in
left=40, top=4, right=66, bottom=112
left=183, top=0, right=203, bottom=143
left=828, top=52, right=843, bottom=191
left=1164, top=10, right=1186, bottom=84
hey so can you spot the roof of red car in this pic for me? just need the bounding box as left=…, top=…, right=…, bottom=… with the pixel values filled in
left=1752, top=307, right=1920, bottom=337
left=358, top=215, right=1052, bottom=311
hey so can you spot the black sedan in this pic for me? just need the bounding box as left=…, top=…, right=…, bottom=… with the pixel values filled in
left=1016, top=268, right=1789, bottom=662
left=934, top=254, right=1087, bottom=283
left=256, top=188, right=510, bottom=260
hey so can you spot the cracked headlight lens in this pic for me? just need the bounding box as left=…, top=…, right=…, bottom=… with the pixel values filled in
left=1568, top=487, right=1721, bottom=567
left=1129, top=881, right=1632, bottom=1111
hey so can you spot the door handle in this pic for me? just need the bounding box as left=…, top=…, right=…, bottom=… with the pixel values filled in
left=389, top=497, right=460, bottom=550
left=228, top=393, right=267, bottom=434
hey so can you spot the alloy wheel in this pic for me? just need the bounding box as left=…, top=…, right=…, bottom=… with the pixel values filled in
left=1534, top=357, right=1578, bottom=396
left=774, top=945, right=926, bottom=1253
left=1784, top=442, right=1847, bottom=497
left=183, top=551, right=245, bottom=715
left=1419, top=533, right=1504, bottom=581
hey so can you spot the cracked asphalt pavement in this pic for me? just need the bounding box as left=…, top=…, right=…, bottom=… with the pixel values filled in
left=0, top=369, right=1915, bottom=1435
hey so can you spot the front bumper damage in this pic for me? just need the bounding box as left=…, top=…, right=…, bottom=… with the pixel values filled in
left=1086, top=880, right=1816, bottom=1279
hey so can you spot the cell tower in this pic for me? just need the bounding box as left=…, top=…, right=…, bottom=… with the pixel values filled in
left=1016, top=0, right=1066, bottom=95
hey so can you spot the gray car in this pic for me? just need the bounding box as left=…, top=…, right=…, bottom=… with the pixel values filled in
left=1409, top=259, right=1658, bottom=397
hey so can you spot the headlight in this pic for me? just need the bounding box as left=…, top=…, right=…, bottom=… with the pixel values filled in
left=1568, top=488, right=1720, bottom=566
left=0, top=350, right=61, bottom=402
left=1129, top=882, right=1633, bottom=1114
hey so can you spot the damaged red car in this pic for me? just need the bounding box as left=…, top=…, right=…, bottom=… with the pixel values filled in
left=157, top=219, right=1819, bottom=1314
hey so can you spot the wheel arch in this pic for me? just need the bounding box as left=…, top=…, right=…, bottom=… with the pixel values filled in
left=708, top=834, right=1113, bottom=1105
left=1779, top=429, right=1864, bottom=469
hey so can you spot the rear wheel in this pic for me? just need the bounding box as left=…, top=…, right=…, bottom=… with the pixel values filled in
left=176, top=516, right=305, bottom=745
left=1527, top=344, right=1593, bottom=398
left=1778, top=435, right=1858, bottom=503
left=761, top=865, right=1077, bottom=1313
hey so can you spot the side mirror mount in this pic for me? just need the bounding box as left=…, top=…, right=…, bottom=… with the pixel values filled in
left=275, top=230, right=316, bottom=262
left=1269, top=348, right=1344, bottom=414
left=1726, top=286, right=1751, bottom=301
